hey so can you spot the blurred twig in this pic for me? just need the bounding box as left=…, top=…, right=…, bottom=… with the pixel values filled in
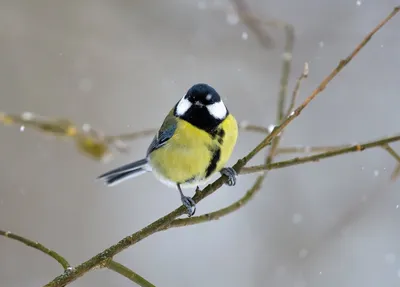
left=231, top=0, right=275, bottom=49
left=0, top=229, right=70, bottom=270
left=0, top=112, right=123, bottom=161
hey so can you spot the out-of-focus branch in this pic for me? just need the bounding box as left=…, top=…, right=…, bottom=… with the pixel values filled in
left=231, top=0, right=275, bottom=49
left=0, top=229, right=70, bottom=270
left=107, top=261, right=156, bottom=287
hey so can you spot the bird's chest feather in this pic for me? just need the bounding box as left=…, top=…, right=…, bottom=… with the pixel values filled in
left=149, top=118, right=236, bottom=187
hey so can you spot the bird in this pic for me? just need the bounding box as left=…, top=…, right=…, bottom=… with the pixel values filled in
left=97, top=83, right=238, bottom=216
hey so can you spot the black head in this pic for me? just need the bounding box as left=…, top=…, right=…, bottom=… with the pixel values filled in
left=185, top=83, right=221, bottom=106
left=174, top=83, right=229, bottom=133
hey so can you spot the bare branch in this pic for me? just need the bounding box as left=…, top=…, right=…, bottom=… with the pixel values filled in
left=241, top=134, right=400, bottom=174
left=0, top=229, right=70, bottom=270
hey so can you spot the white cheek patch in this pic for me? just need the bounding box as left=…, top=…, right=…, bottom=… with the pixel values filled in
left=207, top=101, right=227, bottom=119
left=176, top=97, right=192, bottom=116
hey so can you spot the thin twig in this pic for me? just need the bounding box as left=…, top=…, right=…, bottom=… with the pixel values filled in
left=42, top=7, right=400, bottom=287
left=107, top=261, right=156, bottom=287
left=240, top=134, right=400, bottom=174
left=0, top=229, right=70, bottom=270
left=105, top=129, right=157, bottom=142
left=276, top=145, right=345, bottom=154
left=381, top=144, right=400, bottom=181
left=286, top=62, right=309, bottom=118
left=277, top=24, right=295, bottom=121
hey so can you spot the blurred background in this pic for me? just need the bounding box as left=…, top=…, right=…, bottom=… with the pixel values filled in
left=1, top=1, right=400, bottom=286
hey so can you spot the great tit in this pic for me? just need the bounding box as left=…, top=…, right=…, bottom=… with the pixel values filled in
left=97, top=83, right=238, bottom=216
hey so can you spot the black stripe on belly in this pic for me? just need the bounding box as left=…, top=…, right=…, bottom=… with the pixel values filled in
left=210, top=128, right=225, bottom=145
left=205, top=147, right=221, bottom=178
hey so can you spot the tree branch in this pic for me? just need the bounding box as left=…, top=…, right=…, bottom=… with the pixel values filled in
left=0, top=229, right=70, bottom=270
left=240, top=134, right=400, bottom=174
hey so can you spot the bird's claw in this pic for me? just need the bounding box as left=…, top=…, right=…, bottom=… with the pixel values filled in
left=220, top=167, right=237, bottom=186
left=181, top=195, right=196, bottom=217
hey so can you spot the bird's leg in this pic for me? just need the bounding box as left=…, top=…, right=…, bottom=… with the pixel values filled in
left=220, top=167, right=237, bottom=186
left=177, top=184, right=196, bottom=217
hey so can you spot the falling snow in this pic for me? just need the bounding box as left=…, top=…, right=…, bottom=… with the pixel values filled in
left=239, top=120, right=249, bottom=129
left=241, top=32, right=248, bottom=40
left=226, top=12, right=239, bottom=25
left=20, top=125, right=25, bottom=132
left=319, top=41, right=324, bottom=48
left=299, top=248, right=309, bottom=259
left=82, top=123, right=91, bottom=132
left=267, top=124, right=275, bottom=133
left=21, top=112, right=34, bottom=121
left=373, top=170, right=380, bottom=176
left=356, top=0, right=362, bottom=6
left=292, top=213, right=303, bottom=224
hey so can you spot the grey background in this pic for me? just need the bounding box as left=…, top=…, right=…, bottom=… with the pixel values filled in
left=1, top=1, right=400, bottom=286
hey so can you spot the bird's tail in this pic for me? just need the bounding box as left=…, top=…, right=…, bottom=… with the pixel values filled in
left=97, top=158, right=150, bottom=186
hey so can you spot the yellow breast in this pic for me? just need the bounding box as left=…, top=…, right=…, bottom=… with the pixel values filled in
left=148, top=114, right=238, bottom=187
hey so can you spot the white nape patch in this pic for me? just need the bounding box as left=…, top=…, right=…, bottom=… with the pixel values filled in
left=205, top=94, right=212, bottom=101
left=207, top=101, right=227, bottom=119
left=176, top=97, right=192, bottom=116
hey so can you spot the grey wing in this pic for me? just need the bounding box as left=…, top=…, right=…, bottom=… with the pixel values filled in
left=146, top=116, right=177, bottom=156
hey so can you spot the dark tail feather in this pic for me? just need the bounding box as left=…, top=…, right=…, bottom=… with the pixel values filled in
left=97, top=158, right=149, bottom=186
